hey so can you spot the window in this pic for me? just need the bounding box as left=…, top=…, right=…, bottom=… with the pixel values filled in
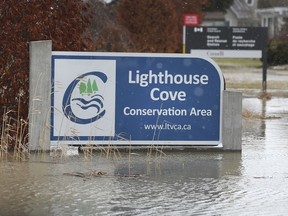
left=246, top=0, right=253, bottom=5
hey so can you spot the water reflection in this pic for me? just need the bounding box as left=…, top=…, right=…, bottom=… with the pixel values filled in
left=111, top=152, right=243, bottom=215
left=243, top=97, right=288, bottom=145
left=114, top=151, right=242, bottom=179
left=0, top=151, right=242, bottom=216
left=1, top=98, right=288, bottom=215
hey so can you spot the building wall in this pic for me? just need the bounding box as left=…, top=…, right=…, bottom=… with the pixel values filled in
left=257, top=7, right=288, bottom=37
left=225, top=10, right=238, bottom=26
left=203, top=0, right=288, bottom=38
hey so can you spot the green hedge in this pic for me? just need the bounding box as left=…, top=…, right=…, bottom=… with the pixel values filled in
left=267, top=39, right=288, bottom=66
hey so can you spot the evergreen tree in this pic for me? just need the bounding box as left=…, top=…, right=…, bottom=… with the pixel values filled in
left=87, top=79, right=93, bottom=95
left=92, top=80, right=98, bottom=92
left=80, top=82, right=86, bottom=95
left=203, top=0, right=234, bottom=12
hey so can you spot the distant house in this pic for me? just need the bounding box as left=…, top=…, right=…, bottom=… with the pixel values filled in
left=202, top=0, right=288, bottom=38
left=257, top=7, right=288, bottom=37
left=202, top=12, right=227, bottom=26
left=225, top=0, right=259, bottom=26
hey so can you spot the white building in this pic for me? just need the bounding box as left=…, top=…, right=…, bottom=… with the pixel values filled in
left=203, top=0, right=288, bottom=38
left=225, top=0, right=258, bottom=26
left=257, top=7, right=288, bottom=37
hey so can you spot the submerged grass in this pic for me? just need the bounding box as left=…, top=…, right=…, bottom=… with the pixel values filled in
left=242, top=108, right=281, bottom=120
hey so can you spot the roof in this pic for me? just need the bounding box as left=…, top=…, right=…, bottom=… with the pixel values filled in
left=256, top=7, right=288, bottom=16
left=204, top=12, right=225, bottom=21
left=258, top=0, right=288, bottom=8
left=230, top=0, right=253, bottom=19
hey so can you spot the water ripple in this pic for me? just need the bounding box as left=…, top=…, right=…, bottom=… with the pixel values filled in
left=1, top=145, right=288, bottom=216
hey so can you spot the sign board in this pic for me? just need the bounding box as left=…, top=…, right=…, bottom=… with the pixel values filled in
left=51, top=52, right=224, bottom=147
left=183, top=14, right=199, bottom=26
left=184, top=26, right=267, bottom=58
left=183, top=26, right=268, bottom=91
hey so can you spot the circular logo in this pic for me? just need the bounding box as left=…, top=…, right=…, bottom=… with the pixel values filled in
left=62, top=71, right=107, bottom=124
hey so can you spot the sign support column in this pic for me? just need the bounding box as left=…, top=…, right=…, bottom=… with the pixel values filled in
left=262, top=28, right=268, bottom=92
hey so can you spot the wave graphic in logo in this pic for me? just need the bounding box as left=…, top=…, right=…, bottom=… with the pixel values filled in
left=62, top=71, right=107, bottom=124
left=72, top=94, right=104, bottom=113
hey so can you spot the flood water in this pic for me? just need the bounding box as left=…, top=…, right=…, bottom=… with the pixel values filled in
left=1, top=97, right=288, bottom=216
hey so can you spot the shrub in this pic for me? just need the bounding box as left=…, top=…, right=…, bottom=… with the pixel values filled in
left=267, top=39, right=288, bottom=66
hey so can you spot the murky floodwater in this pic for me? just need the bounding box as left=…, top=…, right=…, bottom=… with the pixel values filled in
left=1, top=97, right=288, bottom=216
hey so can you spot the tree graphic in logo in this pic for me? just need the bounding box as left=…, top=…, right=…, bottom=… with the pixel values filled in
left=62, top=71, right=107, bottom=124
left=79, top=78, right=99, bottom=95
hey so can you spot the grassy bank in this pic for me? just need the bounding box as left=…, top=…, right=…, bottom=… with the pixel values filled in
left=213, top=58, right=288, bottom=97
left=213, top=58, right=262, bottom=68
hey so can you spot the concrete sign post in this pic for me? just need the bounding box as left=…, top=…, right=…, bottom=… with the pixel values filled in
left=51, top=52, right=224, bottom=148
left=29, top=41, right=52, bottom=151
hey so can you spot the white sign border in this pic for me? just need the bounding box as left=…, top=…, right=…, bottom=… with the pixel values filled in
left=51, top=52, right=224, bottom=148
left=191, top=49, right=262, bottom=58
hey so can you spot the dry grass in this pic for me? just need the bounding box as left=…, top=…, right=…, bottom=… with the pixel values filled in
left=242, top=108, right=280, bottom=120
left=226, top=80, right=288, bottom=91
left=214, top=58, right=262, bottom=68
left=242, top=109, right=265, bottom=119
left=0, top=107, right=29, bottom=161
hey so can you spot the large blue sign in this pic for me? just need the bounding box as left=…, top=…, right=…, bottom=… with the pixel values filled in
left=51, top=52, right=224, bottom=147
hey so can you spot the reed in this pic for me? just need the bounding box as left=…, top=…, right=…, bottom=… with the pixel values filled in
left=0, top=106, right=29, bottom=161
left=242, top=108, right=280, bottom=120
left=82, top=144, right=94, bottom=160
left=0, top=107, right=11, bottom=159
left=1, top=97, right=167, bottom=166
left=146, top=103, right=167, bottom=163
